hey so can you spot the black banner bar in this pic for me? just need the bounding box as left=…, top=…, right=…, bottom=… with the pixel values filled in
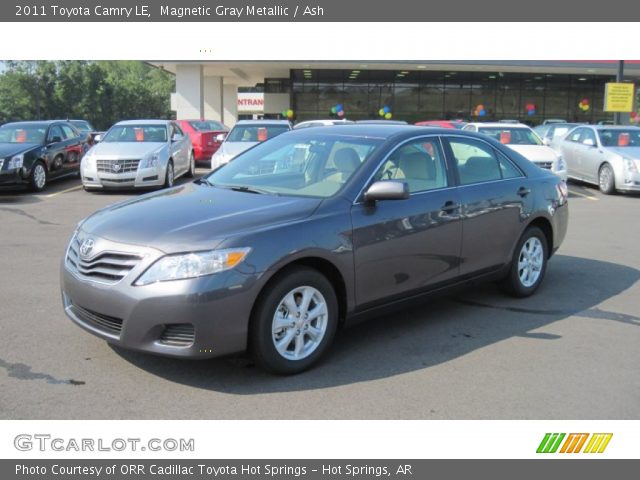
left=5, top=0, right=640, bottom=22
left=4, top=460, right=639, bottom=480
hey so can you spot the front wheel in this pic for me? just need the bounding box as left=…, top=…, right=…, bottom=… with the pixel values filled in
left=250, top=267, right=339, bottom=375
left=163, top=160, right=174, bottom=188
left=598, top=163, right=615, bottom=195
left=29, top=162, right=48, bottom=192
left=501, top=226, right=548, bottom=298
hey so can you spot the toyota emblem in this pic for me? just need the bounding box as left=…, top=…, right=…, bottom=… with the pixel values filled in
left=112, top=163, right=121, bottom=173
left=79, top=238, right=95, bottom=258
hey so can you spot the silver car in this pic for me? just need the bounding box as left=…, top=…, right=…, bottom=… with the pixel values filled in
left=558, top=125, right=640, bottom=194
left=81, top=120, right=194, bottom=190
left=210, top=120, right=291, bottom=170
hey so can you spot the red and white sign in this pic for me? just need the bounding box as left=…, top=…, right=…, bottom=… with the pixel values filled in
left=237, top=92, right=264, bottom=113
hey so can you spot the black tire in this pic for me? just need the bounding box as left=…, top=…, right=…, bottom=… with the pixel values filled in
left=29, top=162, right=48, bottom=192
left=501, top=226, right=548, bottom=298
left=52, top=155, right=63, bottom=171
left=163, top=160, right=175, bottom=188
left=598, top=163, right=616, bottom=195
left=186, top=151, right=196, bottom=178
left=250, top=267, right=339, bottom=375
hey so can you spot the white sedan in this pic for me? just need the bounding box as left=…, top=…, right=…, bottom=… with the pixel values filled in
left=81, top=120, right=194, bottom=191
left=464, top=122, right=567, bottom=181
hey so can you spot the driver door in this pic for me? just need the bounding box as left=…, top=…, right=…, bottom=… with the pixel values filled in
left=45, top=124, right=67, bottom=178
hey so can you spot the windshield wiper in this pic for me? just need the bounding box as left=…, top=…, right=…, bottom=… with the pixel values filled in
left=226, top=184, right=275, bottom=195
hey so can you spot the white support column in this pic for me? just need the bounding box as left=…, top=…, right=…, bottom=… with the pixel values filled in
left=203, top=76, right=223, bottom=121
left=223, top=84, right=239, bottom=127
left=175, top=64, right=203, bottom=119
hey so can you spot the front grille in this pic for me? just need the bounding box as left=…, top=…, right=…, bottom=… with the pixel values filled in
left=160, top=324, right=195, bottom=347
left=69, top=303, right=123, bottom=336
left=66, top=235, right=142, bottom=284
left=100, top=178, right=135, bottom=183
left=536, top=161, right=553, bottom=170
left=97, top=159, right=140, bottom=173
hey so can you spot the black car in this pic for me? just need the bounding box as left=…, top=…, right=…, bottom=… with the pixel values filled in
left=62, top=125, right=569, bottom=374
left=0, top=120, right=88, bottom=191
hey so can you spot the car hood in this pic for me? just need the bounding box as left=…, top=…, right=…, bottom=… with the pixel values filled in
left=90, top=142, right=165, bottom=159
left=605, top=147, right=640, bottom=159
left=0, top=143, right=39, bottom=158
left=507, top=144, right=558, bottom=162
left=220, top=141, right=257, bottom=159
left=79, top=182, right=322, bottom=253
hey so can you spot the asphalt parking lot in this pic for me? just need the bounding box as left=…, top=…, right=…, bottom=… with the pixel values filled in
left=0, top=173, right=638, bottom=419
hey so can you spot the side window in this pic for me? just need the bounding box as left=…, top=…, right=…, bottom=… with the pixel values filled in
left=463, top=125, right=476, bottom=132
left=374, top=137, right=448, bottom=193
left=172, top=123, right=184, bottom=136
left=448, top=138, right=502, bottom=185
left=48, top=125, right=64, bottom=143
left=567, top=128, right=584, bottom=143
left=580, top=128, right=597, bottom=146
left=497, top=152, right=523, bottom=179
left=61, top=125, right=76, bottom=139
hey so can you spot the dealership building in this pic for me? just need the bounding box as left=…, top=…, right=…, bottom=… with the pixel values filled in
left=153, top=61, right=640, bottom=127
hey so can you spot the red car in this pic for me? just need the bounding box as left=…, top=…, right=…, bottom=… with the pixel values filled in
left=176, top=119, right=228, bottom=164
left=415, top=120, right=467, bottom=129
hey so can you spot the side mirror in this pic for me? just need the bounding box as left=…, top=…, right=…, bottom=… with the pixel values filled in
left=583, top=138, right=595, bottom=147
left=215, top=133, right=227, bottom=143
left=93, top=134, right=102, bottom=143
left=542, top=137, right=551, bottom=146
left=171, top=133, right=183, bottom=142
left=364, top=180, right=409, bottom=203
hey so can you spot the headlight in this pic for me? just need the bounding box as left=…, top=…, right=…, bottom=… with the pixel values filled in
left=623, top=158, right=638, bottom=173
left=134, top=248, right=251, bottom=286
left=211, top=150, right=228, bottom=170
left=140, top=153, right=160, bottom=169
left=8, top=154, right=23, bottom=169
left=556, top=155, right=566, bottom=172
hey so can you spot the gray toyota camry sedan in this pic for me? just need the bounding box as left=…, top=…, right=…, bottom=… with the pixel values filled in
left=61, top=125, right=568, bottom=374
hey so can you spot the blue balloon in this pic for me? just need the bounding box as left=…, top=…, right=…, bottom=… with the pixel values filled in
left=527, top=109, right=535, bottom=116
left=336, top=104, right=343, bottom=112
left=479, top=109, right=486, bottom=116
left=383, top=106, right=390, bottom=114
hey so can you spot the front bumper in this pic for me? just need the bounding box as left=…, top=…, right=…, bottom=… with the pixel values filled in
left=615, top=170, right=640, bottom=192
left=60, top=235, right=262, bottom=359
left=0, top=168, right=28, bottom=187
left=81, top=162, right=165, bottom=189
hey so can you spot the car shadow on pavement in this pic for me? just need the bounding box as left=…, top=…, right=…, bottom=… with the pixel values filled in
left=111, top=255, right=639, bottom=393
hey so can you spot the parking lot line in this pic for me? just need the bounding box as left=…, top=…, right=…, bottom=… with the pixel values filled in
left=569, top=189, right=598, bottom=201
left=45, top=185, right=83, bottom=198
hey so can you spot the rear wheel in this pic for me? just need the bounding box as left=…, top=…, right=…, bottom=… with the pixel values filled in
left=598, top=163, right=615, bottom=194
left=163, top=160, right=174, bottom=188
left=186, top=150, right=196, bottom=178
left=250, top=267, right=338, bottom=375
left=501, top=226, right=548, bottom=297
left=29, top=162, right=47, bottom=192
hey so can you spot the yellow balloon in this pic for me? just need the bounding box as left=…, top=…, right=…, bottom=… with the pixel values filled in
left=385, top=112, right=392, bottom=120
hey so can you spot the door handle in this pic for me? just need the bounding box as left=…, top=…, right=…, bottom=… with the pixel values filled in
left=441, top=200, right=460, bottom=213
left=517, top=186, right=531, bottom=197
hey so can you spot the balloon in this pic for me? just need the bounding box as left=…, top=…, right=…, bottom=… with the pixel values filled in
left=378, top=109, right=385, bottom=117
left=336, top=104, right=343, bottom=112
left=479, top=109, right=486, bottom=116
left=337, top=110, right=345, bottom=117
left=331, top=106, right=337, bottom=114
left=477, top=104, right=484, bottom=111
left=528, top=109, right=535, bottom=116
left=383, top=106, right=390, bottom=114
left=281, top=110, right=287, bottom=117
left=385, top=113, right=392, bottom=120
left=287, top=109, right=294, bottom=119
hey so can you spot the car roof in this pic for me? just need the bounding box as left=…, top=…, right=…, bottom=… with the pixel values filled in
left=114, top=119, right=171, bottom=126
left=2, top=120, right=64, bottom=127
left=234, top=120, right=291, bottom=126
left=284, top=124, right=459, bottom=140
left=467, top=122, right=531, bottom=128
left=590, top=124, right=640, bottom=130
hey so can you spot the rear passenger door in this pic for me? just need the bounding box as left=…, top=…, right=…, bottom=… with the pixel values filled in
left=443, top=136, right=532, bottom=276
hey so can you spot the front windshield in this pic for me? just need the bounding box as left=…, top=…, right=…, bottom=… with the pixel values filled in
left=598, top=129, right=640, bottom=147
left=205, top=133, right=383, bottom=198
left=103, top=125, right=167, bottom=143
left=0, top=125, right=46, bottom=144
left=226, top=124, right=290, bottom=143
left=478, top=127, right=542, bottom=145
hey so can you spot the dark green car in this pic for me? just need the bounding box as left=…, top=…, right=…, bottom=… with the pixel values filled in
left=0, top=120, right=89, bottom=191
